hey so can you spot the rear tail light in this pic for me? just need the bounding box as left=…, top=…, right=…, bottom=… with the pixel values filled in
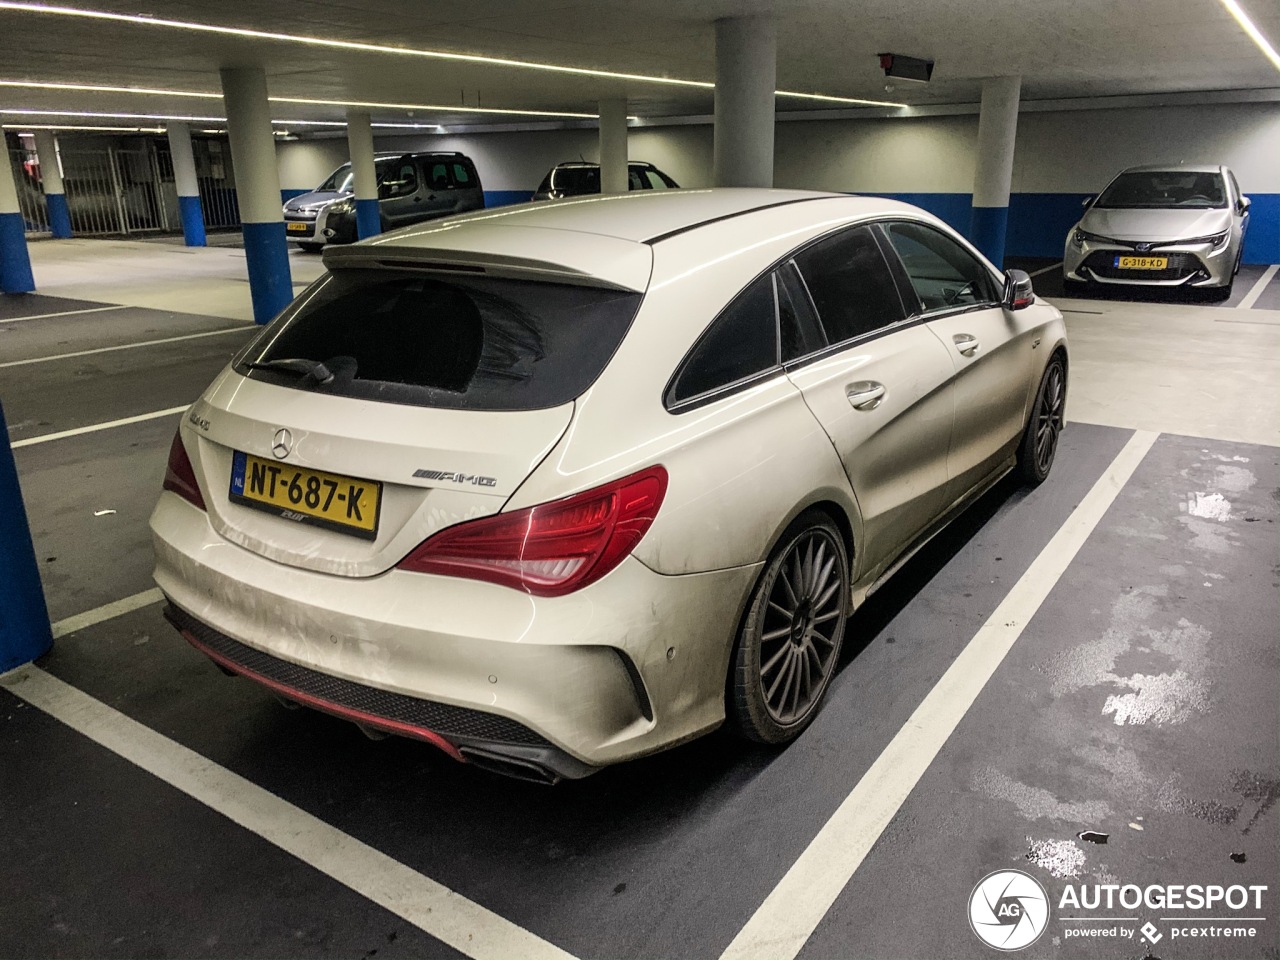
left=398, top=465, right=667, bottom=597
left=163, top=428, right=206, bottom=510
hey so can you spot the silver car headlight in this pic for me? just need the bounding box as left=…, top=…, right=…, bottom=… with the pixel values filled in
left=1072, top=228, right=1112, bottom=248
left=1183, top=230, right=1230, bottom=248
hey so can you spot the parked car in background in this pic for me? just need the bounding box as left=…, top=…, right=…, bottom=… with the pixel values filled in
left=283, top=152, right=484, bottom=250
left=532, top=160, right=678, bottom=201
left=154, top=189, right=1066, bottom=783
left=1063, top=164, right=1249, bottom=298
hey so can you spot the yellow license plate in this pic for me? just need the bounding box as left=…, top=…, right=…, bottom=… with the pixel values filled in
left=286, top=221, right=310, bottom=233
left=229, top=451, right=381, bottom=539
left=1115, top=255, right=1168, bottom=270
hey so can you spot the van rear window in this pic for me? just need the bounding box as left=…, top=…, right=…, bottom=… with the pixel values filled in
left=235, top=270, right=641, bottom=411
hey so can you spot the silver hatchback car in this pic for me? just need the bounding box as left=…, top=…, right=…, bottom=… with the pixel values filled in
left=1063, top=164, right=1250, bottom=298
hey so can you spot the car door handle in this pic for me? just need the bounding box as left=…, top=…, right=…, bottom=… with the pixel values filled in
left=953, top=334, right=980, bottom=356
left=845, top=381, right=885, bottom=410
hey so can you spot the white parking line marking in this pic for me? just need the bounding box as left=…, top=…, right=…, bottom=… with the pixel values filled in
left=1029, top=261, right=1062, bottom=278
left=51, top=588, right=164, bottom=639
left=1237, top=264, right=1279, bottom=310
left=11, top=405, right=189, bottom=448
left=0, top=666, right=578, bottom=960
left=0, top=305, right=126, bottom=324
left=0, top=327, right=252, bottom=369
left=718, top=429, right=1161, bottom=960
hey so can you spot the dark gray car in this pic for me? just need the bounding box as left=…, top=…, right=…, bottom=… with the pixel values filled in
left=532, top=161, right=678, bottom=201
left=283, top=152, right=484, bottom=250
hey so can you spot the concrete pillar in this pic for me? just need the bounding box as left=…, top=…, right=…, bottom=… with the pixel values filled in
left=713, top=16, right=776, bottom=188
left=32, top=130, right=71, bottom=239
left=0, top=129, right=35, bottom=293
left=345, top=110, right=380, bottom=240
left=166, top=121, right=206, bottom=247
left=598, top=99, right=628, bottom=195
left=0, top=399, right=53, bottom=671
left=220, top=67, right=291, bottom=324
left=969, top=75, right=1021, bottom=268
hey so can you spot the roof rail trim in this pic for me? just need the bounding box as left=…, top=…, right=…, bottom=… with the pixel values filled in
left=642, top=195, right=835, bottom=245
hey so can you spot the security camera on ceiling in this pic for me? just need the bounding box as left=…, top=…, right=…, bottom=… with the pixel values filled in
left=878, top=53, right=934, bottom=83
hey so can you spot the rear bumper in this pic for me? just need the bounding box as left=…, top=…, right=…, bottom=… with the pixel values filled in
left=151, top=493, right=758, bottom=775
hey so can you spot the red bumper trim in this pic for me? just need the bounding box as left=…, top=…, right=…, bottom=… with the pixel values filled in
left=178, top=628, right=466, bottom=763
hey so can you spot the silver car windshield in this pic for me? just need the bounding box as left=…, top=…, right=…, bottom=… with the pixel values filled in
left=1095, top=171, right=1227, bottom=210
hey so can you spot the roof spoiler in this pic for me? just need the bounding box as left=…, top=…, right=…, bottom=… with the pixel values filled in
left=322, top=239, right=650, bottom=292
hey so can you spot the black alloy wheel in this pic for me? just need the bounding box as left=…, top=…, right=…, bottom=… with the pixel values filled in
left=729, top=511, right=850, bottom=744
left=1018, top=356, right=1066, bottom=486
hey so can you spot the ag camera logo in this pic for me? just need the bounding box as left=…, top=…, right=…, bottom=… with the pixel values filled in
left=969, top=870, right=1050, bottom=951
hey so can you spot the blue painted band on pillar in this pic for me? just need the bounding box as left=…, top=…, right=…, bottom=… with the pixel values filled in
left=970, top=205, right=1010, bottom=269
left=178, top=195, right=207, bottom=247
left=46, top=192, right=73, bottom=239
left=0, top=211, right=36, bottom=293
left=241, top=220, right=293, bottom=325
left=355, top=198, right=381, bottom=240
left=0, top=400, right=53, bottom=672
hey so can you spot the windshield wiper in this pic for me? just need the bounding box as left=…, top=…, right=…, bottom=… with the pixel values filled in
left=245, top=357, right=337, bottom=385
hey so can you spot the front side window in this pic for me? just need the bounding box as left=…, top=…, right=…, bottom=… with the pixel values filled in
left=883, top=222, right=998, bottom=314
left=793, top=225, right=907, bottom=344
left=319, top=163, right=353, bottom=193
left=1095, top=171, right=1227, bottom=210
left=380, top=162, right=418, bottom=199
left=237, top=271, right=641, bottom=412
left=667, top=273, right=779, bottom=406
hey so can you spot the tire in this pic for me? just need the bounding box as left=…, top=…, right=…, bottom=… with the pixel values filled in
left=728, top=510, right=850, bottom=744
left=1017, top=355, right=1067, bottom=486
left=1062, top=277, right=1091, bottom=297
left=297, top=242, right=323, bottom=253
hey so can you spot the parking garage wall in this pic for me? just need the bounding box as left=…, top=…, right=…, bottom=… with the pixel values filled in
left=275, top=99, right=1280, bottom=264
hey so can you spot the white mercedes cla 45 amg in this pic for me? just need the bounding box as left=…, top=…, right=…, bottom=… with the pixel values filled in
left=152, top=189, right=1068, bottom=782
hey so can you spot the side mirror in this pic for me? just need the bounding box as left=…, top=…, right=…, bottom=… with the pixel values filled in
left=1004, top=269, right=1034, bottom=310
left=1081, top=196, right=1093, bottom=208
left=1240, top=195, right=1252, bottom=214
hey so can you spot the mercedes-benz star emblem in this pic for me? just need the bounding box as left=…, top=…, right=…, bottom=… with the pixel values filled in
left=271, top=428, right=293, bottom=459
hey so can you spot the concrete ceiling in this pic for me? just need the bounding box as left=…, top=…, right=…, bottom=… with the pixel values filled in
left=0, top=0, right=1277, bottom=129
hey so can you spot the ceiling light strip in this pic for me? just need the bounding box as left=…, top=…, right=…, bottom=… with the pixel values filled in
left=0, top=3, right=908, bottom=108
left=1218, top=0, right=1280, bottom=71
left=0, top=1, right=712, bottom=88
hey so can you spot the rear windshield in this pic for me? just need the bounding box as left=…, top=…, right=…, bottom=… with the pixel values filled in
left=1095, top=171, right=1226, bottom=209
left=235, top=270, right=641, bottom=411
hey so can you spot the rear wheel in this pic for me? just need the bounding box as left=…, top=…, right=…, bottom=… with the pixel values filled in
left=1017, top=356, right=1066, bottom=486
left=728, top=511, right=849, bottom=744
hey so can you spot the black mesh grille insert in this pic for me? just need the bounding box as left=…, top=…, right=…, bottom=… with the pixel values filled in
left=1082, top=251, right=1204, bottom=282
left=165, top=604, right=551, bottom=747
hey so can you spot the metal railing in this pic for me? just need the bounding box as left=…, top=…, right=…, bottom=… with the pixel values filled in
left=7, top=147, right=50, bottom=234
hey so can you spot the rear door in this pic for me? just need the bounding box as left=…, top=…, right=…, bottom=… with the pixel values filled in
left=880, top=220, right=1041, bottom=504
left=377, top=158, right=423, bottom=227
left=781, top=224, right=956, bottom=579
left=418, top=159, right=464, bottom=219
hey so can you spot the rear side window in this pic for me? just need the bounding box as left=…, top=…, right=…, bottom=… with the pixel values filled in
left=793, top=225, right=906, bottom=344
left=237, top=271, right=641, bottom=412
left=426, top=163, right=452, bottom=192
left=451, top=162, right=472, bottom=186
left=883, top=222, right=997, bottom=313
left=667, top=273, right=778, bottom=407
